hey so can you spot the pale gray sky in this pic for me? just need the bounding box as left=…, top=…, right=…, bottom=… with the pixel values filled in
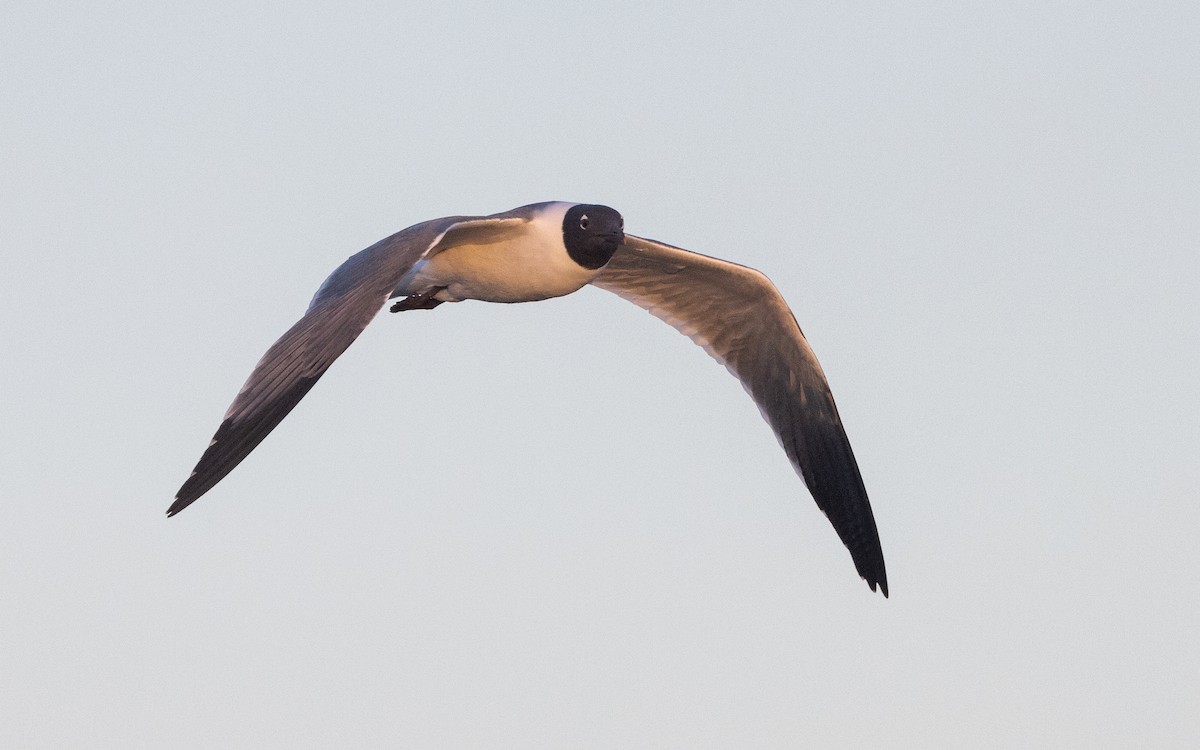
left=2, top=2, right=1198, bottom=748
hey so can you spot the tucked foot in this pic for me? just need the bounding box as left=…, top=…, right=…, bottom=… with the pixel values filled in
left=390, top=288, right=447, bottom=312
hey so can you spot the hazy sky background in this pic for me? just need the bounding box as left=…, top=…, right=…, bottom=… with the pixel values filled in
left=2, top=2, right=1198, bottom=747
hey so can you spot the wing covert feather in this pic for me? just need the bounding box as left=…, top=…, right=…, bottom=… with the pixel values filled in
left=591, top=235, right=888, bottom=596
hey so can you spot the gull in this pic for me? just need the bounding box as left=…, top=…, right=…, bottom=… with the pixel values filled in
left=169, top=201, right=887, bottom=596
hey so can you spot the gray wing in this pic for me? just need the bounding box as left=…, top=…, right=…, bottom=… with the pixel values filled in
left=591, top=234, right=887, bottom=596
left=167, top=215, right=495, bottom=516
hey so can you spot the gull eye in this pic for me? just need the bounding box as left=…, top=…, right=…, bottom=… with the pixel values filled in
left=579, top=215, right=589, bottom=230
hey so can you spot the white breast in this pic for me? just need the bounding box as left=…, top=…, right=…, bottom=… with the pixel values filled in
left=406, top=202, right=598, bottom=304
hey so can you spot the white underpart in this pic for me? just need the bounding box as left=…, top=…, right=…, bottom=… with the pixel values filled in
left=399, top=202, right=598, bottom=303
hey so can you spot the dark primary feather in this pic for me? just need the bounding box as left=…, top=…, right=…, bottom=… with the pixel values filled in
left=591, top=235, right=888, bottom=596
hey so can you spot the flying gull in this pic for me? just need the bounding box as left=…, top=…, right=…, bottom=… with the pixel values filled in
left=169, top=202, right=888, bottom=596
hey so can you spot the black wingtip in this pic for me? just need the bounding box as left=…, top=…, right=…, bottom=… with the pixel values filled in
left=167, top=470, right=205, bottom=517
left=873, top=578, right=889, bottom=599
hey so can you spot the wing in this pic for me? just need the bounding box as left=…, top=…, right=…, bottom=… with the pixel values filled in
left=168, top=214, right=523, bottom=516
left=591, top=234, right=887, bottom=596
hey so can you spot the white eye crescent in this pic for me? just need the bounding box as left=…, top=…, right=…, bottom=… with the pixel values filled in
left=579, top=215, right=589, bottom=230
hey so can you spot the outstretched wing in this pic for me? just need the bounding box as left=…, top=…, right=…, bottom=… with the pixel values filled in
left=168, top=214, right=526, bottom=515
left=167, top=288, right=384, bottom=516
left=591, top=234, right=887, bottom=596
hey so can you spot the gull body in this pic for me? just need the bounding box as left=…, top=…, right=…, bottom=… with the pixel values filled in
left=395, top=202, right=601, bottom=303
left=170, top=201, right=888, bottom=596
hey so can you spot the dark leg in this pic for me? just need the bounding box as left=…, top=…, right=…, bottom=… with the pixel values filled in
left=390, top=287, right=448, bottom=312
